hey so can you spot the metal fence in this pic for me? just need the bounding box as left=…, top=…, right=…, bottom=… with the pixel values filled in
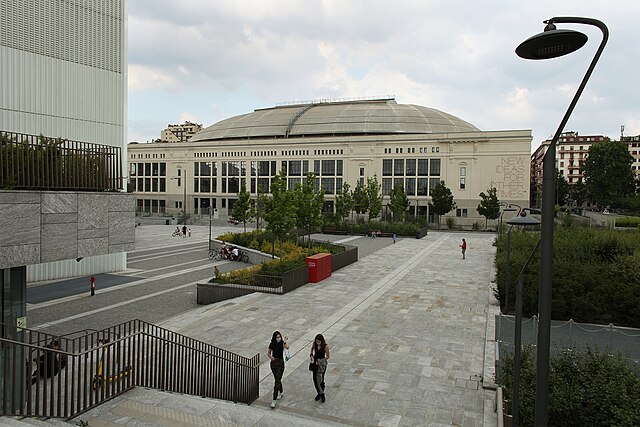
left=0, top=319, right=259, bottom=419
left=496, top=313, right=640, bottom=364
left=0, top=131, right=122, bottom=191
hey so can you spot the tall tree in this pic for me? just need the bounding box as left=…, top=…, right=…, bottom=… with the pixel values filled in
left=556, top=170, right=570, bottom=206
left=389, top=184, right=410, bottom=222
left=570, top=180, right=588, bottom=208
left=477, top=187, right=500, bottom=230
left=254, top=187, right=268, bottom=230
left=264, top=170, right=297, bottom=258
left=583, top=140, right=635, bottom=209
left=353, top=180, right=369, bottom=215
left=334, top=182, right=353, bottom=223
left=294, top=172, right=325, bottom=246
left=366, top=175, right=383, bottom=220
left=232, top=180, right=252, bottom=232
left=430, top=180, right=456, bottom=230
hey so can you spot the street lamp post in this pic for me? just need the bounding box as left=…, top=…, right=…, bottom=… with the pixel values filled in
left=499, top=203, right=517, bottom=241
left=505, top=214, right=541, bottom=427
left=171, top=169, right=188, bottom=225
left=516, top=17, right=608, bottom=426
left=503, top=205, right=520, bottom=313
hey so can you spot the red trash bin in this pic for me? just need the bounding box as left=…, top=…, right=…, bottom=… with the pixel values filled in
left=307, top=253, right=332, bottom=283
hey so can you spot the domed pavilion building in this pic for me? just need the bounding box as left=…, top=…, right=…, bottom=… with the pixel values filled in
left=128, top=98, right=531, bottom=227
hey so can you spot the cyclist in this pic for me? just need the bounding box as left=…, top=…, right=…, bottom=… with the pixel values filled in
left=231, top=246, right=239, bottom=261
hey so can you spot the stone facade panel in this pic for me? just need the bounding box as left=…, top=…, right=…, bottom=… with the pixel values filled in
left=109, top=193, right=136, bottom=212
left=41, top=222, right=78, bottom=263
left=0, top=204, right=40, bottom=246
left=78, top=228, right=109, bottom=240
left=42, top=213, right=78, bottom=224
left=109, top=242, right=135, bottom=253
left=42, top=193, right=77, bottom=213
left=79, top=237, right=109, bottom=257
left=0, top=244, right=40, bottom=268
left=109, top=211, right=135, bottom=245
left=0, top=191, right=40, bottom=204
left=78, top=194, right=109, bottom=229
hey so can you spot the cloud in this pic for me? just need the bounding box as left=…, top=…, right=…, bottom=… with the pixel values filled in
left=126, top=0, right=640, bottom=149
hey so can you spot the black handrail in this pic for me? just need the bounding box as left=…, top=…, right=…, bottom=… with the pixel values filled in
left=0, top=319, right=260, bottom=419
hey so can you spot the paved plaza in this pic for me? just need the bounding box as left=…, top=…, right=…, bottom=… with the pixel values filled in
left=70, top=230, right=500, bottom=426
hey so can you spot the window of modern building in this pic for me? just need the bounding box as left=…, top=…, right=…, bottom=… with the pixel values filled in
left=459, top=177, right=466, bottom=190
left=382, top=159, right=392, bottom=176
left=406, top=159, right=416, bottom=176
left=417, top=178, right=428, bottom=196
left=322, top=160, right=335, bottom=175
left=394, top=159, right=404, bottom=175
left=405, top=178, right=416, bottom=196
left=430, top=159, right=441, bottom=176
left=382, top=178, right=392, bottom=195
left=418, top=159, right=428, bottom=176
left=456, top=208, right=468, bottom=217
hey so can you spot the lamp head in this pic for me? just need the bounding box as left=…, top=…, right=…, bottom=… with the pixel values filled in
left=506, top=215, right=541, bottom=227
left=516, top=20, right=588, bottom=60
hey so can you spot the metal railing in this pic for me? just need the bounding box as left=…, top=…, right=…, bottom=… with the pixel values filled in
left=495, top=313, right=640, bottom=364
left=0, top=319, right=259, bottom=419
left=0, top=131, right=122, bottom=191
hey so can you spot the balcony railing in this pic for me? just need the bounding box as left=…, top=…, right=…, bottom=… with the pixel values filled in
left=1, top=131, right=122, bottom=192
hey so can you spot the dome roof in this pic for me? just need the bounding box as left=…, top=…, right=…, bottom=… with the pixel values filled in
left=191, top=98, right=478, bottom=142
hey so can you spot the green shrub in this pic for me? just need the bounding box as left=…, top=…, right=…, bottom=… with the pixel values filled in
left=445, top=216, right=456, bottom=229
left=472, top=221, right=481, bottom=231
left=497, top=347, right=640, bottom=427
left=494, top=228, right=640, bottom=327
left=616, top=216, right=640, bottom=228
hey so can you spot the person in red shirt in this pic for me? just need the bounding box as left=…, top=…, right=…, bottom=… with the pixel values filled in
left=460, top=238, right=467, bottom=259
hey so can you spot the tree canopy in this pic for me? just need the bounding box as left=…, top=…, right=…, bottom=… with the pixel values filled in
left=366, top=175, right=383, bottom=220
left=583, top=140, right=635, bottom=209
left=231, top=180, right=252, bottom=232
left=389, top=184, right=410, bottom=222
left=477, top=187, right=500, bottom=229
left=294, top=172, right=324, bottom=245
left=353, top=180, right=369, bottom=215
left=263, top=170, right=297, bottom=257
left=430, top=180, right=456, bottom=229
left=556, top=170, right=570, bottom=206
left=334, top=182, right=353, bottom=223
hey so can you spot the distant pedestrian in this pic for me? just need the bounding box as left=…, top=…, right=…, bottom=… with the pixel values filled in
left=182, top=225, right=187, bottom=238
left=188, top=227, right=192, bottom=237
left=310, top=333, right=330, bottom=403
left=268, top=331, right=289, bottom=408
left=213, top=266, right=220, bottom=279
left=460, top=238, right=467, bottom=259
left=392, top=233, right=397, bottom=244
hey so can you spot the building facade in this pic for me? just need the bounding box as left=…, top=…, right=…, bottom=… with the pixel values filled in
left=530, top=132, right=608, bottom=207
left=0, top=0, right=132, bottom=282
left=129, top=99, right=531, bottom=227
left=159, top=121, right=203, bottom=143
left=622, top=135, right=640, bottom=175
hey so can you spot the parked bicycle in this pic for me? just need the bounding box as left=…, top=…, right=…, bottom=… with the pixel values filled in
left=172, top=229, right=183, bottom=237
left=210, top=247, right=249, bottom=263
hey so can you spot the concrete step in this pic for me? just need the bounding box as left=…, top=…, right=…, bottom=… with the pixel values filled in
left=72, top=387, right=347, bottom=427
left=0, top=416, right=74, bottom=426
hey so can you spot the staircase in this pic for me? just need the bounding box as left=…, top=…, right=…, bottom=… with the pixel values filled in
left=0, top=320, right=260, bottom=421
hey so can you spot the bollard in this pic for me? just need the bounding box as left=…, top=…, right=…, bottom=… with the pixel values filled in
left=90, top=275, right=96, bottom=296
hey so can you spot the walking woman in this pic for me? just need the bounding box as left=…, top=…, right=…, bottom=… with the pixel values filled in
left=268, top=331, right=289, bottom=409
left=310, top=333, right=330, bottom=402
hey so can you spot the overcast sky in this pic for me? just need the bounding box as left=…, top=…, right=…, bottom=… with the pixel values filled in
left=127, top=1, right=639, bottom=152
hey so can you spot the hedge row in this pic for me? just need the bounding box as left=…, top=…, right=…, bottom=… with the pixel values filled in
left=494, top=228, right=640, bottom=327
left=615, top=216, right=640, bottom=228
left=324, top=222, right=424, bottom=236
left=497, top=347, right=640, bottom=427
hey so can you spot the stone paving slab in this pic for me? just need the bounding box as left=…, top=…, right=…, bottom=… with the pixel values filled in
left=73, top=231, right=499, bottom=426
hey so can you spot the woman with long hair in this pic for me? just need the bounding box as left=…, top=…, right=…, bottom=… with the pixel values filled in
left=267, top=330, right=289, bottom=408
left=309, top=333, right=330, bottom=402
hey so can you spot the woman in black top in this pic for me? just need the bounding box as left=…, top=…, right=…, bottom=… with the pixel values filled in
left=267, top=330, right=289, bottom=408
left=310, top=333, right=330, bottom=402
